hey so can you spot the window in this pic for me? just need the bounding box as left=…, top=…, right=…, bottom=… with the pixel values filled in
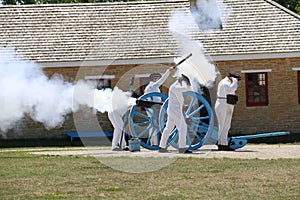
left=96, top=79, right=111, bottom=90
left=298, top=71, right=300, bottom=105
left=84, top=75, right=114, bottom=90
left=245, top=72, right=268, bottom=106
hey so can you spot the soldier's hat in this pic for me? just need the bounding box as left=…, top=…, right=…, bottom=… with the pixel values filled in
left=149, top=73, right=162, bottom=81
left=181, top=74, right=191, bottom=86
left=228, top=72, right=241, bottom=81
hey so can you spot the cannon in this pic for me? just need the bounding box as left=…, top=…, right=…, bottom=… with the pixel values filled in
left=129, top=92, right=168, bottom=150
left=128, top=91, right=289, bottom=151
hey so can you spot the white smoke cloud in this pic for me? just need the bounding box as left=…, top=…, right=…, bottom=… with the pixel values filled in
left=168, top=10, right=199, bottom=35
left=191, top=0, right=222, bottom=30
left=93, top=86, right=136, bottom=115
left=169, top=11, right=218, bottom=89
left=169, top=0, right=232, bottom=89
left=93, top=88, right=113, bottom=113
left=0, top=47, right=133, bottom=135
left=190, top=0, right=232, bottom=31
left=173, top=39, right=216, bottom=90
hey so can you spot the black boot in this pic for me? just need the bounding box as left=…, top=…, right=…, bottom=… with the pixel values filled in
left=217, top=145, right=225, bottom=151
left=158, top=147, right=168, bottom=153
left=112, top=147, right=122, bottom=151
left=218, top=145, right=235, bottom=151
left=178, top=148, right=192, bottom=154
left=122, top=147, right=129, bottom=151
left=224, top=145, right=235, bottom=151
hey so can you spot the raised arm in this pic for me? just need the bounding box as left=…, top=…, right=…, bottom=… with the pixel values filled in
left=151, top=67, right=174, bottom=88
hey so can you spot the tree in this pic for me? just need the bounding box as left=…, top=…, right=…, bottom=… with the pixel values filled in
left=273, top=0, right=300, bottom=14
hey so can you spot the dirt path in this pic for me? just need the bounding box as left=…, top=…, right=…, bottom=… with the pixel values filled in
left=27, top=144, right=300, bottom=159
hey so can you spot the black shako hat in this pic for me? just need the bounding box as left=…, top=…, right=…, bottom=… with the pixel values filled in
left=181, top=74, right=191, bottom=86
left=149, top=73, right=162, bottom=81
left=228, top=72, right=241, bottom=80
left=228, top=72, right=241, bottom=78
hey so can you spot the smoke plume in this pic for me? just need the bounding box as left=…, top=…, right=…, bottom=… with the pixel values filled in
left=0, top=47, right=132, bottom=135
left=169, top=0, right=231, bottom=89
left=173, top=40, right=216, bottom=90
left=190, top=0, right=232, bottom=31
left=169, top=12, right=216, bottom=88
left=191, top=0, right=222, bottom=30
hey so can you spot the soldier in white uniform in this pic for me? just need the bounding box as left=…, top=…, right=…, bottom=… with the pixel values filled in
left=108, top=91, right=136, bottom=151
left=108, top=110, right=127, bottom=151
left=215, top=72, right=241, bottom=151
left=159, top=74, right=192, bottom=154
left=144, top=67, right=175, bottom=146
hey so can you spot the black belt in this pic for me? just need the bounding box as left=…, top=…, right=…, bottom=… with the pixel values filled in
left=217, top=97, right=227, bottom=99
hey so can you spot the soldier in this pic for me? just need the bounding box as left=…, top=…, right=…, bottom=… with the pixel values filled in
left=159, top=74, right=192, bottom=154
left=144, top=67, right=175, bottom=146
left=215, top=72, right=241, bottom=151
left=108, top=90, right=136, bottom=151
left=108, top=109, right=128, bottom=151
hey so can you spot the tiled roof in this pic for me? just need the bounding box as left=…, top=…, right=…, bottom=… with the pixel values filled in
left=0, top=0, right=299, bottom=62
left=0, top=1, right=189, bottom=62
left=198, top=0, right=300, bottom=56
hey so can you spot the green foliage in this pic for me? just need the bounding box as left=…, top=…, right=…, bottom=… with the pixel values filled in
left=295, top=0, right=300, bottom=14
left=273, top=0, right=300, bottom=14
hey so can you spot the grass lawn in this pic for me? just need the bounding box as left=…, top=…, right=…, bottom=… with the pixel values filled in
left=0, top=149, right=299, bottom=200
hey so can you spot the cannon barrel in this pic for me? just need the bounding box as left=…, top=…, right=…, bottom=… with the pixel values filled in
left=136, top=99, right=163, bottom=108
left=228, top=132, right=290, bottom=150
left=232, top=131, right=290, bottom=140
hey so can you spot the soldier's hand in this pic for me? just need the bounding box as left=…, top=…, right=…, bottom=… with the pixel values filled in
left=169, top=66, right=176, bottom=72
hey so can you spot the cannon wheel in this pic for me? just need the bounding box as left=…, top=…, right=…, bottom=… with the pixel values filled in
left=129, top=92, right=168, bottom=150
left=159, top=91, right=214, bottom=150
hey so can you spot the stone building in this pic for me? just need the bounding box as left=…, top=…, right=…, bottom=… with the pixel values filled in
left=0, top=0, right=299, bottom=140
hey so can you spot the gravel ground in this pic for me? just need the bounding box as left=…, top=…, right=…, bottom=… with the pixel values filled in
left=27, top=144, right=300, bottom=159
